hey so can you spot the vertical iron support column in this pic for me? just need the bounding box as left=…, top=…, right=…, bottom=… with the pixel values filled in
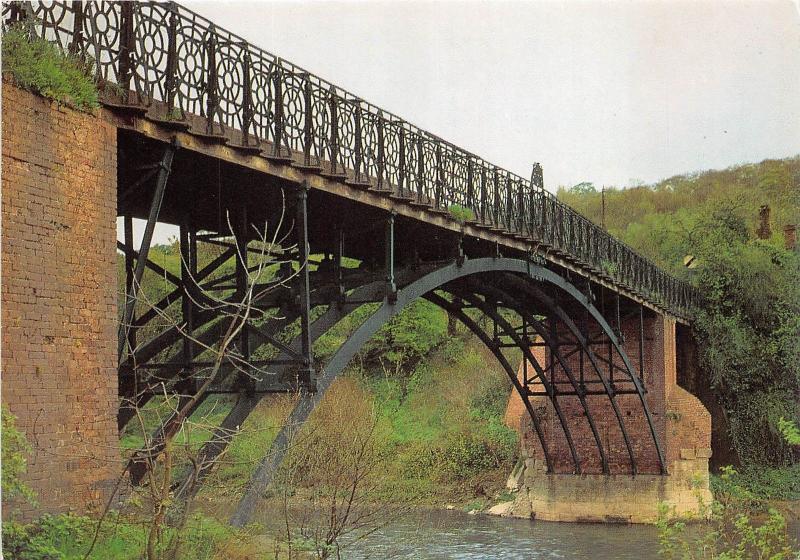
left=385, top=212, right=397, bottom=303
left=123, top=215, right=136, bottom=354
left=334, top=227, right=345, bottom=303
left=118, top=140, right=177, bottom=360
left=236, top=203, right=250, bottom=363
left=296, top=183, right=314, bottom=388
left=180, top=217, right=196, bottom=387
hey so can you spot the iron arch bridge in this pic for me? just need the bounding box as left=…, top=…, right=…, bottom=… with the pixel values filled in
left=5, top=0, right=700, bottom=526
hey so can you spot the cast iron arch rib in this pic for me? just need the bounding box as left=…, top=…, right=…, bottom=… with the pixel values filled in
left=229, top=258, right=561, bottom=526
left=434, top=289, right=580, bottom=473
left=446, top=283, right=610, bottom=474
left=499, top=273, right=666, bottom=474
left=228, top=257, right=668, bottom=526
left=173, top=277, right=393, bottom=504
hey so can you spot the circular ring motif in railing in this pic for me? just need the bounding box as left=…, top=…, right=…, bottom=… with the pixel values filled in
left=134, top=9, right=168, bottom=89
left=82, top=3, right=120, bottom=81
left=248, top=59, right=273, bottom=140
left=280, top=72, right=306, bottom=146
left=175, top=26, right=206, bottom=108
left=249, top=58, right=274, bottom=141
left=215, top=44, right=243, bottom=121
left=310, top=91, right=330, bottom=156
left=336, top=101, right=357, bottom=166
left=361, top=112, right=379, bottom=176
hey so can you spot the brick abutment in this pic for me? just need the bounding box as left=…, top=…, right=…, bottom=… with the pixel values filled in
left=2, top=83, right=120, bottom=519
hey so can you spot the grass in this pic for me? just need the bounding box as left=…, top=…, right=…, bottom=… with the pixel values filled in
left=1, top=511, right=296, bottom=560
left=2, top=26, right=99, bottom=110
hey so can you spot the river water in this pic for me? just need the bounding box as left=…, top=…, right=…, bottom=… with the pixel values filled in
left=343, top=509, right=661, bottom=559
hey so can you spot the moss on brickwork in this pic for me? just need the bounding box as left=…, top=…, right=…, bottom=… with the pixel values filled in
left=2, top=26, right=98, bottom=111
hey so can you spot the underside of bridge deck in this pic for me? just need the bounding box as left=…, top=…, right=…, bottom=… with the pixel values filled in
left=113, top=128, right=688, bottom=525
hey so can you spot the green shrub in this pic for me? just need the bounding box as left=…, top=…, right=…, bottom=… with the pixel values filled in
left=1, top=405, right=36, bottom=505
left=722, top=464, right=800, bottom=502
left=362, top=299, right=448, bottom=369
left=2, top=26, right=99, bottom=110
left=447, top=204, right=476, bottom=224
left=777, top=417, right=800, bottom=446
left=658, top=467, right=798, bottom=559
left=400, top=427, right=517, bottom=482
left=0, top=511, right=257, bottom=560
left=2, top=513, right=93, bottom=560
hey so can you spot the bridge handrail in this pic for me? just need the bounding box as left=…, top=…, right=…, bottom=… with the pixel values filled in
left=3, top=0, right=700, bottom=317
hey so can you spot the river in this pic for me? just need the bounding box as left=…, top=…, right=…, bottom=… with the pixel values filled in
left=343, top=509, right=661, bottom=559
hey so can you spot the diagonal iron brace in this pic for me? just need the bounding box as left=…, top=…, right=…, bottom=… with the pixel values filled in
left=118, top=139, right=178, bottom=361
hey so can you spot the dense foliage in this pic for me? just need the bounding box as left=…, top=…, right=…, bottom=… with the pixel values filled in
left=559, top=157, right=800, bottom=475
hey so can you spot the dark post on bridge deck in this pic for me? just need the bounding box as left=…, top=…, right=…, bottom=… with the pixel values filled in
left=385, top=212, right=397, bottom=303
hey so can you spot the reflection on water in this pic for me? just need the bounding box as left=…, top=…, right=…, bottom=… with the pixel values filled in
left=342, top=509, right=660, bottom=559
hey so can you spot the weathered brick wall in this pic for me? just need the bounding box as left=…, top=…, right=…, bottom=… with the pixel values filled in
left=2, top=81, right=120, bottom=518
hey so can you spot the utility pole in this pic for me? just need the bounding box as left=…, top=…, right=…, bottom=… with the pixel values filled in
left=601, top=185, right=606, bottom=229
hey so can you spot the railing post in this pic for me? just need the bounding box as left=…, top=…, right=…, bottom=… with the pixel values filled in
left=354, top=100, right=364, bottom=183
left=480, top=167, right=487, bottom=224
left=164, top=4, right=179, bottom=113
left=528, top=183, right=535, bottom=238
left=302, top=73, right=313, bottom=166
left=241, top=48, right=255, bottom=146
left=118, top=2, right=135, bottom=94
left=466, top=158, right=475, bottom=213
left=377, top=112, right=386, bottom=190
left=416, top=136, right=425, bottom=202
left=205, top=26, right=219, bottom=135
left=397, top=124, right=406, bottom=197
left=505, top=175, right=513, bottom=232
left=69, top=1, right=84, bottom=56
left=327, top=85, right=341, bottom=175
left=492, top=168, right=500, bottom=227
left=435, top=143, right=443, bottom=209
left=271, top=64, right=285, bottom=158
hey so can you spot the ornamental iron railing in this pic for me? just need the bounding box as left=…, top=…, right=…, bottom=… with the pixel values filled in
left=3, top=0, right=699, bottom=317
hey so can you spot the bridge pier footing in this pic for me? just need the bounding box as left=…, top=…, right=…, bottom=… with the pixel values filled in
left=506, top=457, right=712, bottom=523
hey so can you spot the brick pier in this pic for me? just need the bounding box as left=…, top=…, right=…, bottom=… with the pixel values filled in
left=505, top=315, right=712, bottom=522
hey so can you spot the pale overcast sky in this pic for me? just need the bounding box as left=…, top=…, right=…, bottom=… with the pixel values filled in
left=186, top=0, right=800, bottom=190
